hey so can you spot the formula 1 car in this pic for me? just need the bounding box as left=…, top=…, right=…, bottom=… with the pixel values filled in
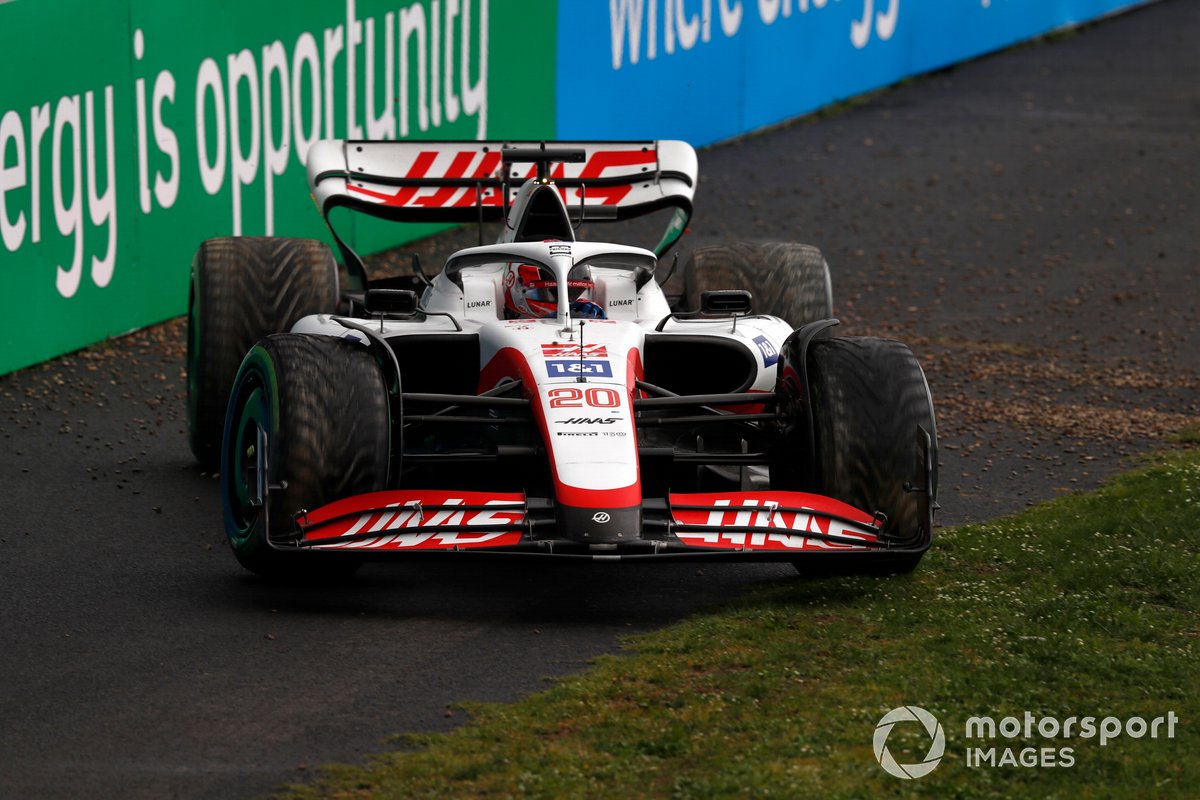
left=186, top=140, right=937, bottom=578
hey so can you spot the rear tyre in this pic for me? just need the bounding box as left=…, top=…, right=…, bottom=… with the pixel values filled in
left=683, top=241, right=833, bottom=327
left=776, top=336, right=938, bottom=574
left=187, top=237, right=339, bottom=471
left=221, top=334, right=390, bottom=579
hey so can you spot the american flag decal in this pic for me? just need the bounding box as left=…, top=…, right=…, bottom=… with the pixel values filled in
left=541, top=343, right=609, bottom=358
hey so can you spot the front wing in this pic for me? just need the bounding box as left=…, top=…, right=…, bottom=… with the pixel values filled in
left=283, top=489, right=928, bottom=562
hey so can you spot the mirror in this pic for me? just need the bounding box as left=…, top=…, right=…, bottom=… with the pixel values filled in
left=364, top=289, right=420, bottom=316
left=700, top=290, right=752, bottom=315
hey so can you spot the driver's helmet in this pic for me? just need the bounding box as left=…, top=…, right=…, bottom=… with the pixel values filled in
left=503, top=262, right=599, bottom=319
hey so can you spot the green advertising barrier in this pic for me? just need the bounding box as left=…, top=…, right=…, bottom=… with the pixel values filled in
left=0, top=0, right=556, bottom=375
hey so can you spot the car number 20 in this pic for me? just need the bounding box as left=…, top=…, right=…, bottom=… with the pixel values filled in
left=548, top=387, right=621, bottom=409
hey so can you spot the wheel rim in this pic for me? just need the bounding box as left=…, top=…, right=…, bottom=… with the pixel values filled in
left=226, top=379, right=270, bottom=543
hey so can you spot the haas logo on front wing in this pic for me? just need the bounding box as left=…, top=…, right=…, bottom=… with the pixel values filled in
left=314, top=499, right=523, bottom=550
left=556, top=418, right=618, bottom=425
left=674, top=501, right=879, bottom=551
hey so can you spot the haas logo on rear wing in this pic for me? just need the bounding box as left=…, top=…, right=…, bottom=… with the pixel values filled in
left=306, top=139, right=697, bottom=248
left=307, top=140, right=696, bottom=291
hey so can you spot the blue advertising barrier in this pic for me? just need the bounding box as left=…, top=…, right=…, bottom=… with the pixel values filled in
left=558, top=0, right=1155, bottom=145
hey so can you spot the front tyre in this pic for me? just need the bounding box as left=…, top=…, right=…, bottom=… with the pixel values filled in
left=221, top=334, right=390, bottom=579
left=776, top=336, right=938, bottom=574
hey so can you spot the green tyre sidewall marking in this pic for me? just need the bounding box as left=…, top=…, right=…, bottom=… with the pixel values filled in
left=221, top=344, right=281, bottom=561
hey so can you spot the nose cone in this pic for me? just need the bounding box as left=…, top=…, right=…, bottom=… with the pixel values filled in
left=556, top=504, right=642, bottom=543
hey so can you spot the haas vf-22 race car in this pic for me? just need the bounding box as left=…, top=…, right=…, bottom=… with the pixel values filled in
left=186, top=140, right=938, bottom=577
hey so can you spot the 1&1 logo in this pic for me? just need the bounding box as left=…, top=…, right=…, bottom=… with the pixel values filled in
left=873, top=706, right=945, bottom=779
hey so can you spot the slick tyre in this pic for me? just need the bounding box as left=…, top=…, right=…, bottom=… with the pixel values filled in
left=187, top=237, right=339, bottom=471
left=782, top=336, right=938, bottom=574
left=221, top=334, right=389, bottom=580
left=683, top=241, right=833, bottom=328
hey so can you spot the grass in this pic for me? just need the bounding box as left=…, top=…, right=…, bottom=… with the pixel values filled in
left=277, top=448, right=1199, bottom=799
left=1173, top=422, right=1200, bottom=445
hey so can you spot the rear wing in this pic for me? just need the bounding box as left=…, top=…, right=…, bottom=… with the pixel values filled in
left=306, top=140, right=698, bottom=287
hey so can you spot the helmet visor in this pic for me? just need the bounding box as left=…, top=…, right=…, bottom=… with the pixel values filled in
left=522, top=265, right=592, bottom=304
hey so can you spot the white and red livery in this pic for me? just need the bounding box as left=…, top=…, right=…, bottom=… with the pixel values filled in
left=190, top=140, right=937, bottom=577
